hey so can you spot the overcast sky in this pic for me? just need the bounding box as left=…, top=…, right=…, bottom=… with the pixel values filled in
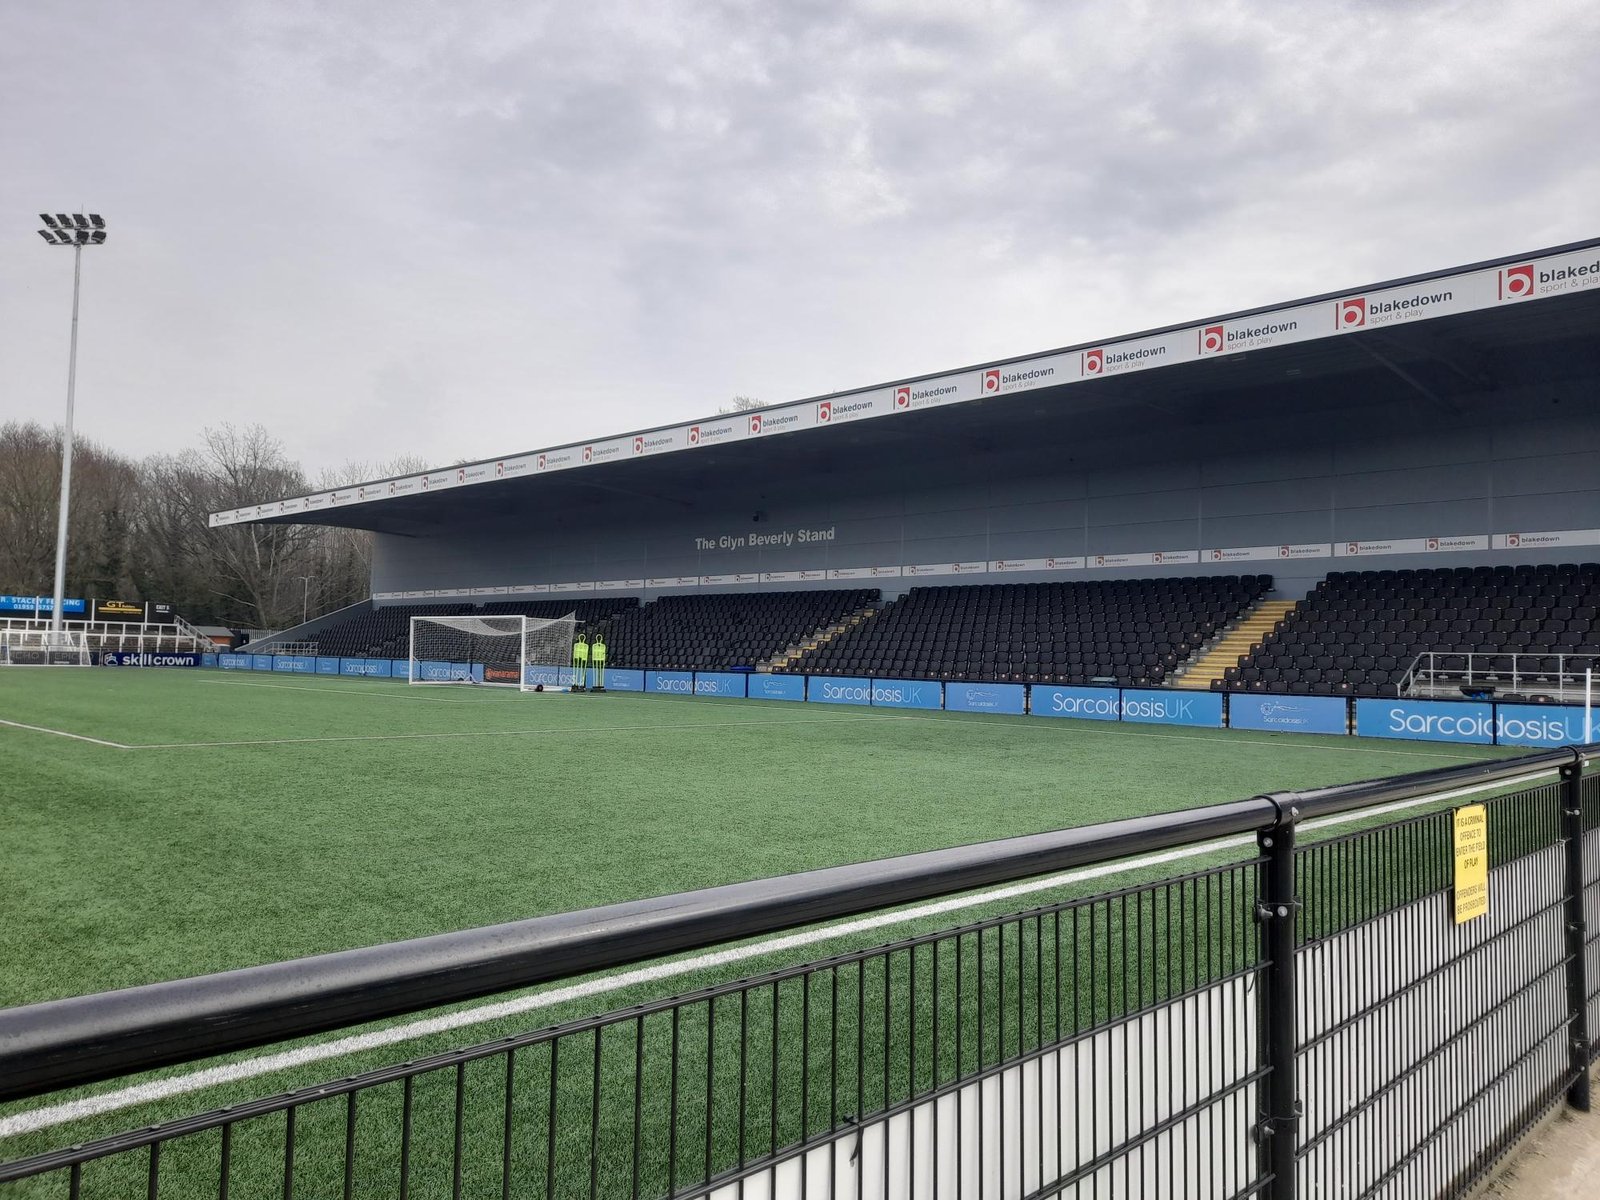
left=2, top=0, right=1595, bottom=479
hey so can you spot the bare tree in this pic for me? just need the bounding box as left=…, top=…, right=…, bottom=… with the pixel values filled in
left=718, top=395, right=766, bottom=414
left=0, top=422, right=138, bottom=599
left=132, top=425, right=316, bottom=627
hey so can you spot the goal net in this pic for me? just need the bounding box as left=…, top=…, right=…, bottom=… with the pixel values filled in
left=0, top=629, right=91, bottom=666
left=408, top=613, right=577, bottom=690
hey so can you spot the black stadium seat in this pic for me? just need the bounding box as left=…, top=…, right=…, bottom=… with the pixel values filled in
left=794, top=576, right=1270, bottom=688
left=1230, top=563, right=1600, bottom=698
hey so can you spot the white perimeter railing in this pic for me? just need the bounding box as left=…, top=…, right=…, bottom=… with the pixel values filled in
left=1400, top=648, right=1599, bottom=703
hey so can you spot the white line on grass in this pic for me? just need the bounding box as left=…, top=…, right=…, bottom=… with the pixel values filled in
left=0, top=765, right=1555, bottom=1139
left=0, top=719, right=129, bottom=749
left=129, top=713, right=923, bottom=749
left=194, top=680, right=515, bottom=702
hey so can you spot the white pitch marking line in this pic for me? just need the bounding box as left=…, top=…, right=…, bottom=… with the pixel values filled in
left=0, top=765, right=1557, bottom=1139
left=129, top=713, right=924, bottom=749
left=194, top=679, right=511, bottom=702
left=0, top=719, right=129, bottom=749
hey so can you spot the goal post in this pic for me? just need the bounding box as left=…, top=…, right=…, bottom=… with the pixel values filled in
left=0, top=629, right=91, bottom=666
left=407, top=613, right=577, bottom=691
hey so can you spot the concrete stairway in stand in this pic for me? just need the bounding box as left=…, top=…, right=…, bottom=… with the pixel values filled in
left=759, top=605, right=880, bottom=673
left=1170, top=598, right=1300, bottom=690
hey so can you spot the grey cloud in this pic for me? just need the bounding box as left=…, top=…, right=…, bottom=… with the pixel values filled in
left=1, top=0, right=1595, bottom=475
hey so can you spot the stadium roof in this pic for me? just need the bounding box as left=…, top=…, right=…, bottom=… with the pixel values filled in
left=216, top=236, right=1600, bottom=534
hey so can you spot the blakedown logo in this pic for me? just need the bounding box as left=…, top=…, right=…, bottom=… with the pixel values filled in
left=894, top=386, right=910, bottom=408
left=981, top=368, right=1001, bottom=393
left=1500, top=264, right=1534, bottom=300
left=1337, top=298, right=1367, bottom=329
left=1082, top=348, right=1104, bottom=375
left=1198, top=325, right=1226, bottom=354
left=817, top=401, right=832, bottom=422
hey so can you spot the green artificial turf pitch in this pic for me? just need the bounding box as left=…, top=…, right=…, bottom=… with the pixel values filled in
left=1, top=668, right=1516, bottom=1010
left=0, top=668, right=1522, bottom=1194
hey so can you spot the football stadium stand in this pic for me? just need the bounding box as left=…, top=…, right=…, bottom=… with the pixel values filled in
left=789, top=576, right=1271, bottom=686
left=594, top=588, right=879, bottom=672
left=1216, top=563, right=1600, bottom=699
left=300, top=598, right=638, bottom=660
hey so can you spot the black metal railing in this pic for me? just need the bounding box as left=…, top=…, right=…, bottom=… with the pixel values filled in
left=0, top=744, right=1594, bottom=1198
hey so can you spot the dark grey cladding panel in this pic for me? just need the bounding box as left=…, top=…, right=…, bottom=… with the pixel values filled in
left=644, top=555, right=702, bottom=576
left=912, top=483, right=993, bottom=515
left=1332, top=425, right=1491, bottom=473
left=1087, top=488, right=1200, bottom=527
left=988, top=499, right=1089, bottom=534
left=902, top=535, right=990, bottom=562
left=1201, top=477, right=1333, bottom=518
left=1199, top=445, right=1334, bottom=488
left=829, top=540, right=902, bottom=567
left=988, top=530, right=1087, bottom=558
left=1085, top=521, right=1202, bottom=554
left=1333, top=463, right=1489, bottom=509
left=822, top=491, right=906, bottom=520
left=1000, top=473, right=1089, bottom=503
left=1494, top=492, right=1600, bottom=529
left=903, top=507, right=987, bottom=538
left=1087, top=460, right=1201, bottom=498
left=1201, top=514, right=1333, bottom=546
left=1490, top=411, right=1600, bottom=457
left=1492, top=452, right=1600, bottom=498
left=830, top=515, right=906, bottom=545
left=1332, top=500, right=1491, bottom=540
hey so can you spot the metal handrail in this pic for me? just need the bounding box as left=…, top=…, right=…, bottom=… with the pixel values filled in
left=1401, top=648, right=1600, bottom=701
left=0, top=744, right=1587, bottom=1104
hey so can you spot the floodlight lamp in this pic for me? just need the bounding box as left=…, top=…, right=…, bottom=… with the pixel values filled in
left=55, top=213, right=72, bottom=228
left=38, top=229, right=57, bottom=243
left=40, top=213, right=59, bottom=228
left=89, top=214, right=104, bottom=229
left=72, top=214, right=89, bottom=229
left=75, top=230, right=90, bottom=244
left=90, top=230, right=106, bottom=244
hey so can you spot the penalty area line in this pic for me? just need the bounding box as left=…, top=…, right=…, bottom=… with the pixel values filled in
left=0, top=767, right=1555, bottom=1141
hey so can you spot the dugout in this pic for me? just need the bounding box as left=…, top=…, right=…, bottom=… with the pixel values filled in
left=220, top=238, right=1600, bottom=605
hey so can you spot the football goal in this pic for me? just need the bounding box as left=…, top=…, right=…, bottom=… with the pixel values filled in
left=0, top=629, right=91, bottom=666
left=408, top=613, right=577, bottom=691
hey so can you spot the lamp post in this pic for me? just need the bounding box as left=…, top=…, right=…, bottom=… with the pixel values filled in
left=36, top=213, right=107, bottom=643
left=296, top=576, right=313, bottom=626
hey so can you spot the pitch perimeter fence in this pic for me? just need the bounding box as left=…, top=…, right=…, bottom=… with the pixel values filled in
left=1, top=746, right=1597, bottom=1198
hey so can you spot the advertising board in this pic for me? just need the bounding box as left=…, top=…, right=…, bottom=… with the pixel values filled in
left=1492, top=704, right=1595, bottom=748
left=647, top=670, right=695, bottom=695
left=869, top=678, right=942, bottom=710
left=748, top=675, right=805, bottom=702
left=1354, top=699, right=1495, bottom=744
left=944, top=682, right=1027, bottom=715
left=100, top=652, right=200, bottom=667
left=692, top=672, right=748, bottom=698
left=1030, top=686, right=1122, bottom=721
left=809, top=677, right=873, bottom=706
left=1228, top=694, right=1347, bottom=736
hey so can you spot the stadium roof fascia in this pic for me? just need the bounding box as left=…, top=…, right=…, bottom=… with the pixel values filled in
left=214, top=235, right=1600, bottom=528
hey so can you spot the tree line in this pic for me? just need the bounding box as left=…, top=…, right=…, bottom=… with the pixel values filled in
left=0, top=421, right=418, bottom=630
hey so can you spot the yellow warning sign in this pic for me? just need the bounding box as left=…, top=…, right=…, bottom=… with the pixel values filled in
left=1453, top=805, right=1489, bottom=924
